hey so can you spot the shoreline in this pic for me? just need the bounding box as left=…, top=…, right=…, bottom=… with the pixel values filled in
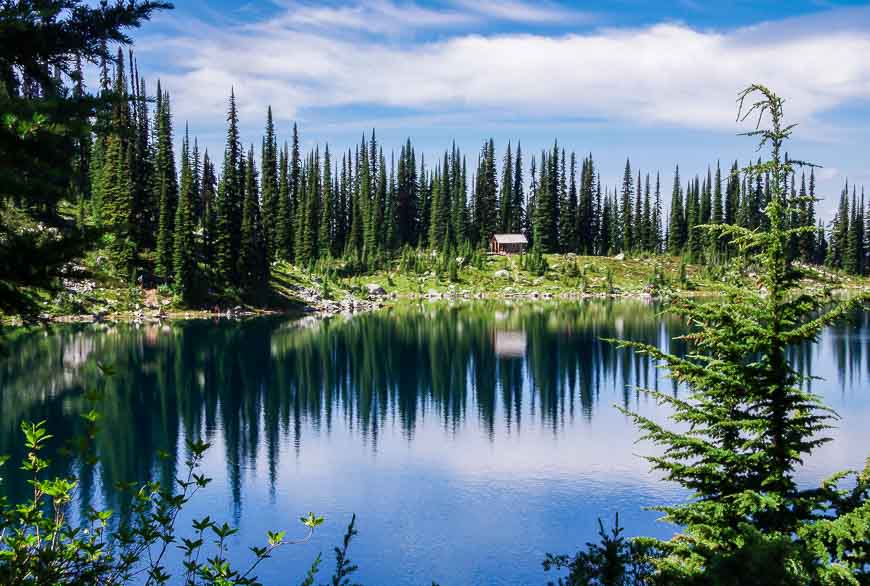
left=19, top=285, right=850, bottom=326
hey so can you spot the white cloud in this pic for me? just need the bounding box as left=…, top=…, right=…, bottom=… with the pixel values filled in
left=451, top=0, right=591, bottom=24
left=268, top=0, right=475, bottom=34
left=138, top=4, right=870, bottom=137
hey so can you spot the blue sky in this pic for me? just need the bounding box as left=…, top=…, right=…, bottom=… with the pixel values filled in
left=129, top=0, right=870, bottom=219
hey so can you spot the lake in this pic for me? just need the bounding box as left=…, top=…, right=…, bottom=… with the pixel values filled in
left=1, top=300, right=868, bottom=585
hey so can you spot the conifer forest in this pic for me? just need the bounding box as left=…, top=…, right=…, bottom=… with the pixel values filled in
left=28, top=47, right=852, bottom=306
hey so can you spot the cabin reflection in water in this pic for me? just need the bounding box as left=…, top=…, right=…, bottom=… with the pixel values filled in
left=493, top=329, right=527, bottom=357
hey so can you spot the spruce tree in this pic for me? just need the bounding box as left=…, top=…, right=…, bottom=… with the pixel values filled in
left=261, top=106, right=279, bottom=259
left=396, top=139, right=418, bottom=247
left=652, top=172, right=662, bottom=253
left=634, top=169, right=643, bottom=250
left=533, top=150, right=559, bottom=253
left=512, top=143, right=525, bottom=234
left=845, top=190, right=862, bottom=275
left=428, top=166, right=445, bottom=250
left=319, top=144, right=334, bottom=257
left=619, top=84, right=870, bottom=583
left=289, top=124, right=302, bottom=259
left=668, top=166, right=685, bottom=253
left=215, top=89, right=243, bottom=286
left=830, top=184, right=849, bottom=269
left=173, top=125, right=196, bottom=302
left=559, top=150, right=577, bottom=252
left=725, top=161, right=740, bottom=226
left=451, top=151, right=469, bottom=247
left=238, top=145, right=268, bottom=292
left=201, top=150, right=217, bottom=266
left=498, top=141, right=514, bottom=233
left=620, top=159, right=633, bottom=252
left=154, top=85, right=177, bottom=279
left=100, top=49, right=136, bottom=273
left=276, top=142, right=292, bottom=260
left=641, top=173, right=652, bottom=252
left=578, top=155, right=596, bottom=254
left=712, top=162, right=723, bottom=225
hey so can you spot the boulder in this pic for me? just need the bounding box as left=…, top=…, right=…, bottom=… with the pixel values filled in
left=493, top=269, right=511, bottom=279
left=613, top=252, right=625, bottom=261
left=366, top=283, right=386, bottom=297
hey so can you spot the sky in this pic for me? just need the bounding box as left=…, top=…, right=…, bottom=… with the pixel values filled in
left=128, top=0, right=870, bottom=220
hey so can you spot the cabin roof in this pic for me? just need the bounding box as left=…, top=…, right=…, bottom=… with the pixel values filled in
left=491, top=233, right=528, bottom=244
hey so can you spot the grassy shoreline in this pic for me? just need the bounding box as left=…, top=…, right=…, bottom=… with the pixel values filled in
left=4, top=252, right=868, bottom=325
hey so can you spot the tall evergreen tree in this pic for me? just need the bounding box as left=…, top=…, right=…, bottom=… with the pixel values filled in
left=620, top=159, right=633, bottom=252
left=498, top=141, right=514, bottom=233
left=238, top=145, right=268, bottom=292
left=511, top=143, right=525, bottom=235
left=668, top=166, right=685, bottom=253
left=261, top=106, right=279, bottom=259
left=100, top=48, right=136, bottom=273
left=559, top=150, right=576, bottom=252
left=829, top=183, right=850, bottom=269
left=173, top=125, right=196, bottom=301
left=652, top=172, right=662, bottom=253
left=319, top=145, right=334, bottom=257
left=154, top=84, right=177, bottom=278
left=201, top=150, right=217, bottom=266
left=533, top=149, right=559, bottom=253
left=276, top=142, right=292, bottom=260
left=396, top=139, right=418, bottom=247
left=215, top=89, right=242, bottom=286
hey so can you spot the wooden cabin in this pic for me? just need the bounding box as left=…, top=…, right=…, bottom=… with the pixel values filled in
left=489, top=233, right=528, bottom=255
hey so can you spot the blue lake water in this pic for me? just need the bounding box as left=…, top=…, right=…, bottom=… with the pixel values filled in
left=1, top=300, right=868, bottom=584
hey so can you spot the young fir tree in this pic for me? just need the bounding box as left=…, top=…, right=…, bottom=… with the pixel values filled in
left=617, top=85, right=870, bottom=583
left=173, top=125, right=196, bottom=302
